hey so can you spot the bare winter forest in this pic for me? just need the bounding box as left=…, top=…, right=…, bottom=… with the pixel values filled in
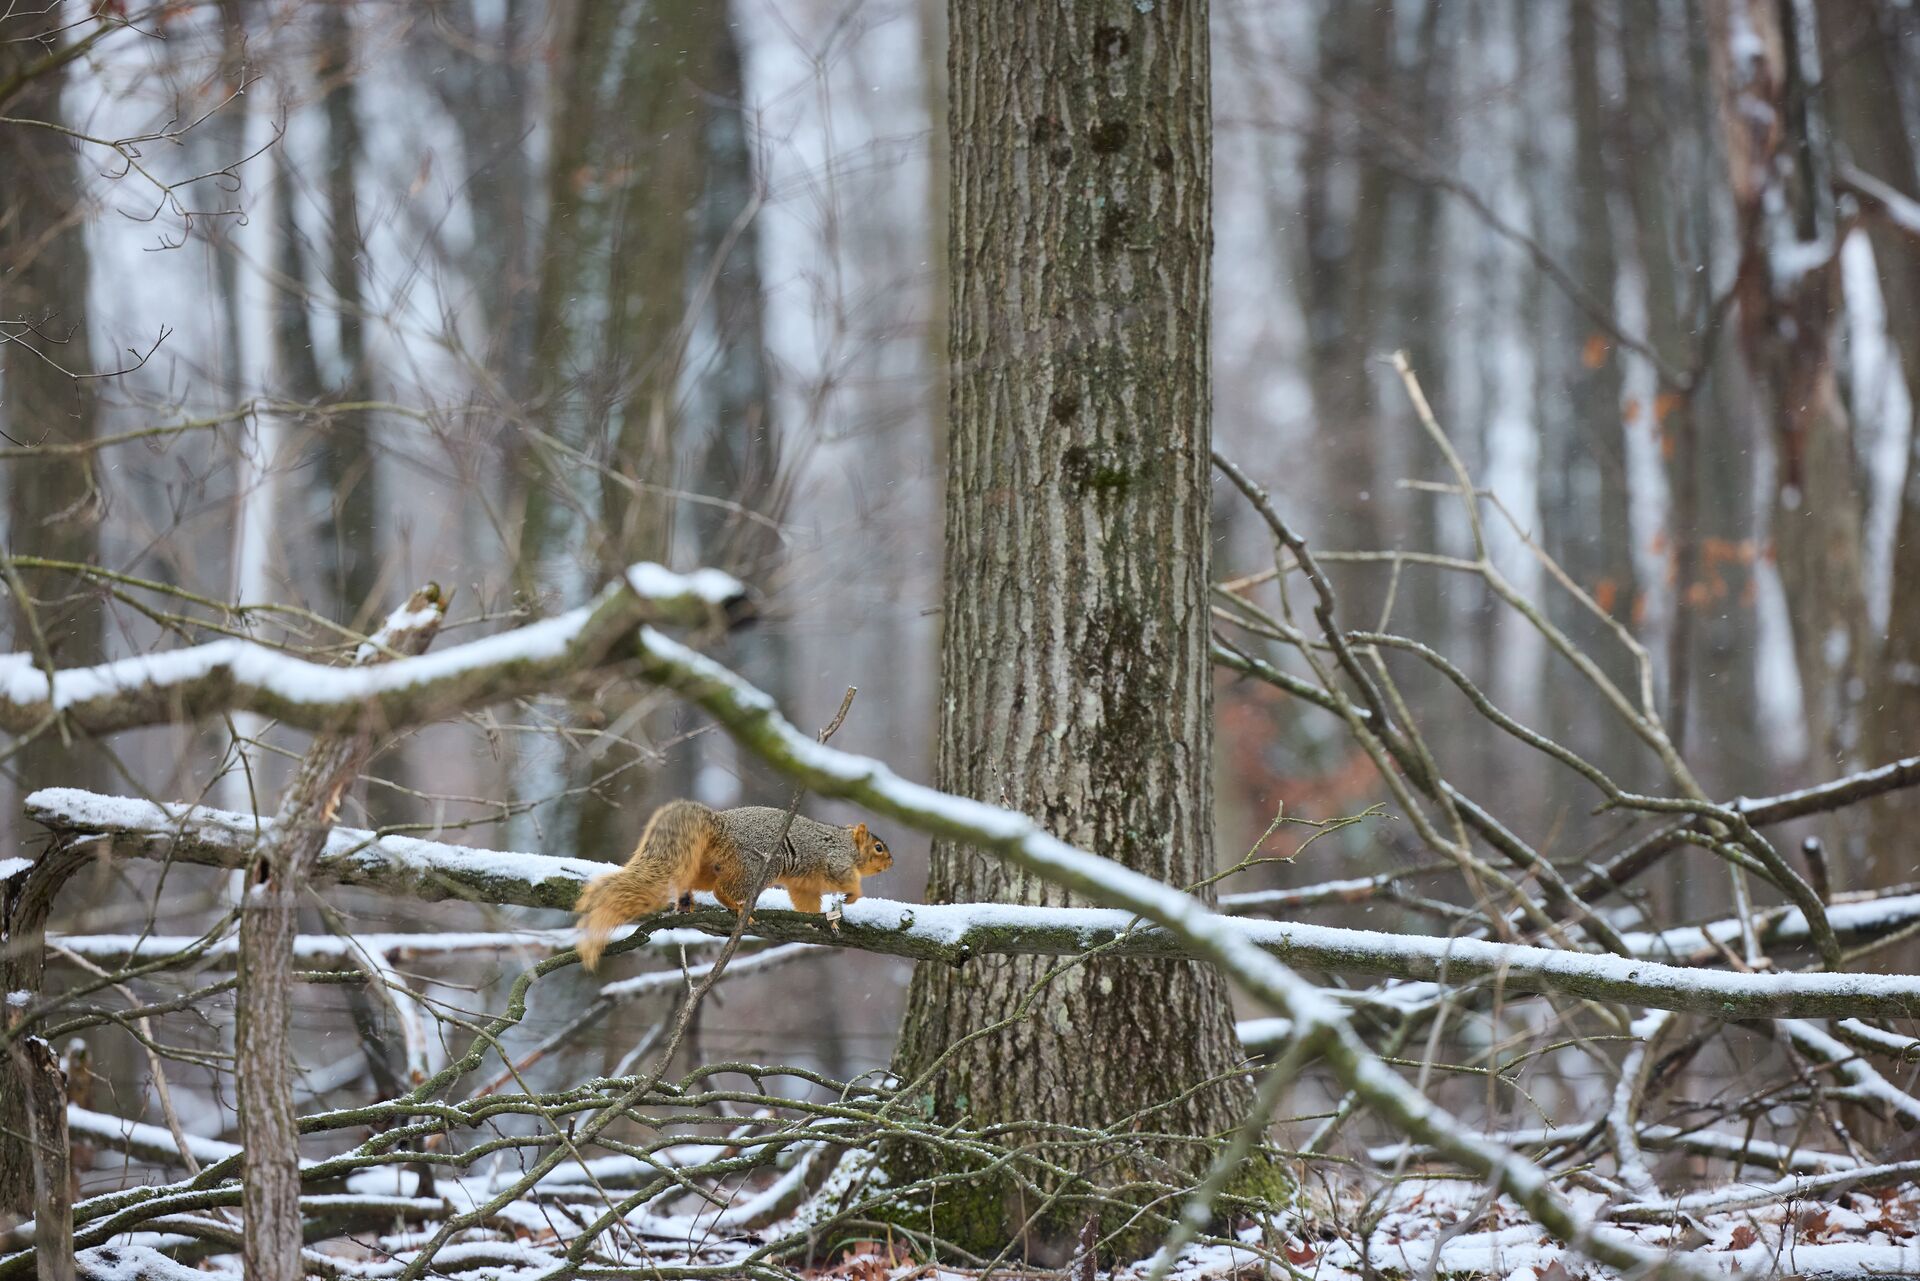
left=5, top=0, right=1920, bottom=1277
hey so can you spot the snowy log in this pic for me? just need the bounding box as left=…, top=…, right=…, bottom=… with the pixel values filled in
left=66, top=1105, right=241, bottom=1169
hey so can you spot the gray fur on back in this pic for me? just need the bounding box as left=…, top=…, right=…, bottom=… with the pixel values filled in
left=717, top=806, right=858, bottom=879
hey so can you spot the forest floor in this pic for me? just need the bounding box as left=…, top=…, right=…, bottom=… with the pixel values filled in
left=61, top=1173, right=1920, bottom=1279
left=796, top=1177, right=1920, bottom=1281
left=1136, top=1175, right=1920, bottom=1279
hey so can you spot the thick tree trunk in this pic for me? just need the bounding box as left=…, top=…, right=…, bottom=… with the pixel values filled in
left=893, top=0, right=1254, bottom=1261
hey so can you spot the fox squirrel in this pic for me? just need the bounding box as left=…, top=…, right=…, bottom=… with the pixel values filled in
left=573, top=800, right=893, bottom=970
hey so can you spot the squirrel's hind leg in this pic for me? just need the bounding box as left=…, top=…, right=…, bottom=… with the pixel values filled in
left=711, top=865, right=757, bottom=921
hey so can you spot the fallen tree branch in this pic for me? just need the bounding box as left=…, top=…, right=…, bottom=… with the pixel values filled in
left=621, top=625, right=1716, bottom=1278
left=1371, top=1121, right=1860, bottom=1177
left=26, top=789, right=600, bottom=910
left=1838, top=161, right=1920, bottom=246
left=0, top=562, right=746, bottom=738
left=1564, top=756, right=1920, bottom=915
left=26, top=787, right=1920, bottom=1020
left=1738, top=754, right=1920, bottom=826
left=1623, top=889, right=1920, bottom=960
left=1605, top=1158, right=1920, bottom=1223
left=66, top=1105, right=242, bottom=1169
left=47, top=927, right=630, bottom=965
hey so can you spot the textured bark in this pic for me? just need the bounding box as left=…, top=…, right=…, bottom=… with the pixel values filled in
left=893, top=0, right=1254, bottom=1260
left=20, top=1036, right=74, bottom=1281
left=0, top=843, right=88, bottom=1217
left=920, top=0, right=951, bottom=496
left=235, top=589, right=443, bottom=1281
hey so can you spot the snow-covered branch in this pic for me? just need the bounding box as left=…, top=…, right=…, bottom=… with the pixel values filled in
left=621, top=627, right=1713, bottom=1277
left=50, top=928, right=714, bottom=965
left=67, top=1105, right=241, bottom=1169
left=1839, top=162, right=1920, bottom=245
left=25, top=789, right=601, bottom=911
left=0, top=563, right=745, bottom=738
left=1622, top=889, right=1920, bottom=959
left=28, top=786, right=1920, bottom=1020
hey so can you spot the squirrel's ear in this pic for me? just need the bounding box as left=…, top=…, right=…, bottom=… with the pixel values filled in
left=850, top=822, right=869, bottom=841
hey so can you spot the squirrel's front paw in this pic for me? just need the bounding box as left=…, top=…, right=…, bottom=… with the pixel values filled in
left=675, top=892, right=694, bottom=913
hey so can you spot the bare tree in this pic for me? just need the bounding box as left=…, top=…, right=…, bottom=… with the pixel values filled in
left=890, top=0, right=1257, bottom=1260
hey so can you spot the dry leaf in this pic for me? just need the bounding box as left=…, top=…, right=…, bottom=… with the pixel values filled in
left=1591, top=576, right=1619, bottom=616
left=1728, top=1224, right=1759, bottom=1250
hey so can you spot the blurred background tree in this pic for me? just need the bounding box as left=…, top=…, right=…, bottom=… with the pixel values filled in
left=4, top=0, right=1920, bottom=1224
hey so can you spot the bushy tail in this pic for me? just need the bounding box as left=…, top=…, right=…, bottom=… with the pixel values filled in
left=574, top=801, right=714, bottom=970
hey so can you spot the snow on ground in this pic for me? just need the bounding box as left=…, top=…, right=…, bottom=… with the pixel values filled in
left=1131, top=1177, right=1920, bottom=1281
left=61, top=1168, right=1912, bottom=1280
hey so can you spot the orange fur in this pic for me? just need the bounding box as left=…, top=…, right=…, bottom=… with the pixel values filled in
left=574, top=804, right=895, bottom=970
left=574, top=801, right=717, bottom=970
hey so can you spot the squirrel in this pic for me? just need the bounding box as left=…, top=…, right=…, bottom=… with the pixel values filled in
left=573, top=799, right=893, bottom=970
